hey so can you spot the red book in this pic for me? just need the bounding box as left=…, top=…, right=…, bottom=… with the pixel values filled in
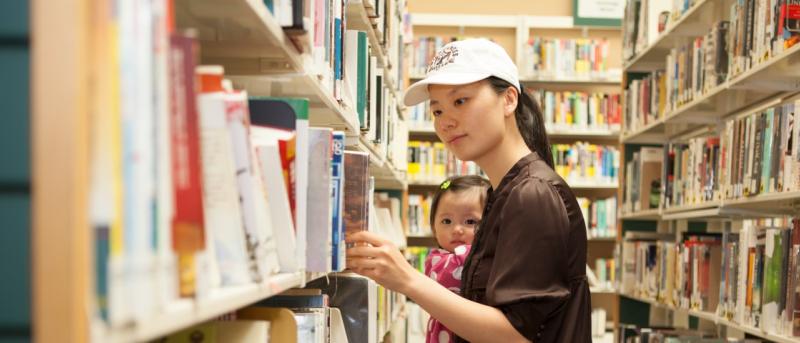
left=169, top=32, right=206, bottom=254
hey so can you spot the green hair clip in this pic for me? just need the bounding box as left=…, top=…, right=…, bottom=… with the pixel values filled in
left=440, top=180, right=451, bottom=190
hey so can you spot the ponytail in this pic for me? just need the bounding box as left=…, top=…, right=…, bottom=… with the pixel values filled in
left=486, top=77, right=555, bottom=169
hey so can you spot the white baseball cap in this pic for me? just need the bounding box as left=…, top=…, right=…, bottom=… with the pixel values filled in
left=403, top=38, right=520, bottom=107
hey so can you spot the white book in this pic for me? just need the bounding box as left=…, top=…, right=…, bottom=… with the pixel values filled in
left=252, top=129, right=300, bottom=273
left=223, top=90, right=281, bottom=281
left=306, top=127, right=334, bottom=272
left=152, top=0, right=177, bottom=313
left=249, top=147, right=282, bottom=278
left=198, top=93, right=252, bottom=287
left=296, top=111, right=310, bottom=273
left=277, top=0, right=293, bottom=27
left=120, top=0, right=158, bottom=321
left=344, top=30, right=361, bottom=117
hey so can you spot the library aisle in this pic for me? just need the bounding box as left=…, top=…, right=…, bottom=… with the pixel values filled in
left=10, top=0, right=800, bottom=342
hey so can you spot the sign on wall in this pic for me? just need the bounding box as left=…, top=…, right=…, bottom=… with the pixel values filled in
left=573, top=0, right=624, bottom=27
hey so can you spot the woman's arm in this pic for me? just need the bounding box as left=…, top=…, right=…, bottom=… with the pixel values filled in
left=346, top=231, right=530, bottom=343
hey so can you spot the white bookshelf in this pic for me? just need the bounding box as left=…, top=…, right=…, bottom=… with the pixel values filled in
left=92, top=0, right=410, bottom=341
left=101, top=272, right=306, bottom=342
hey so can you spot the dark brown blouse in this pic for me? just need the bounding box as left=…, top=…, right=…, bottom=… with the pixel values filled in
left=457, top=152, right=591, bottom=343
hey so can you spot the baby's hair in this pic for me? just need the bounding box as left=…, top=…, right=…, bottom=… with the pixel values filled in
left=429, top=175, right=491, bottom=230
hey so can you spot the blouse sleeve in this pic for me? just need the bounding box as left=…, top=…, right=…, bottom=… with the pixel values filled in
left=487, top=178, right=571, bottom=341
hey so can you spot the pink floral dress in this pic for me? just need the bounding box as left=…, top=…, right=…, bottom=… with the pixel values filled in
left=424, top=245, right=471, bottom=343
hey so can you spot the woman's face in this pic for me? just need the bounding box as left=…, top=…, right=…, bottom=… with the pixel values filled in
left=428, top=81, right=509, bottom=162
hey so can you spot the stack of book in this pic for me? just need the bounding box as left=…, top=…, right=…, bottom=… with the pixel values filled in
left=663, top=135, right=722, bottom=208
left=407, top=141, right=484, bottom=183
left=623, top=147, right=663, bottom=214
left=552, top=143, right=619, bottom=186
left=719, top=99, right=800, bottom=200
left=405, top=35, right=496, bottom=76
left=522, top=37, right=619, bottom=79
left=529, top=90, right=622, bottom=132
left=578, top=197, right=618, bottom=239
left=91, top=43, right=406, bottom=329
left=407, top=193, right=433, bottom=237
left=622, top=217, right=800, bottom=337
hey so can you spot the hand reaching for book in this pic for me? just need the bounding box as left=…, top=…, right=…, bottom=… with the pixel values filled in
left=345, top=231, right=419, bottom=294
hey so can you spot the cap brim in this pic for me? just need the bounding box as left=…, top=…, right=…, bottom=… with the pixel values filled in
left=402, top=72, right=492, bottom=107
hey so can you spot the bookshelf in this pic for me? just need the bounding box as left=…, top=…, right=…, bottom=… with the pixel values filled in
left=620, top=292, right=800, bottom=343
left=618, top=0, right=800, bottom=340
left=34, top=0, right=410, bottom=340
left=101, top=272, right=305, bottom=342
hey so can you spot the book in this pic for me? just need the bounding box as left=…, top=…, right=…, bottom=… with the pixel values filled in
left=249, top=96, right=310, bottom=273
left=168, top=32, right=205, bottom=298
left=344, top=151, right=370, bottom=243
left=197, top=91, right=252, bottom=288
left=306, top=127, right=333, bottom=272
left=330, top=132, right=346, bottom=271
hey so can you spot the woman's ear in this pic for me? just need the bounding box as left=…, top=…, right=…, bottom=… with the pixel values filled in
left=503, top=87, right=518, bottom=118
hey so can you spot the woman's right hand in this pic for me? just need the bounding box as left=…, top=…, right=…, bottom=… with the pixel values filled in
left=345, top=231, right=422, bottom=294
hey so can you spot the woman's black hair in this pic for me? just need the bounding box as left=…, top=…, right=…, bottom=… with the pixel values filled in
left=486, top=76, right=555, bottom=169
left=429, top=175, right=491, bottom=231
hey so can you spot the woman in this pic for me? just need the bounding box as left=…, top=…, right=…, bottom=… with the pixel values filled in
left=346, top=38, right=591, bottom=343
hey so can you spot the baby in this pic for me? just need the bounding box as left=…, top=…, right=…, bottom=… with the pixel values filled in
left=424, top=175, right=491, bottom=343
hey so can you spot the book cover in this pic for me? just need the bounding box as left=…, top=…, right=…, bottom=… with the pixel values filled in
left=253, top=139, right=299, bottom=273
left=197, top=92, right=252, bottom=287
left=249, top=96, right=310, bottom=271
left=344, top=151, right=370, bottom=243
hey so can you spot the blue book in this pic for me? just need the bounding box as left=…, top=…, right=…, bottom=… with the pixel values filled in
left=331, top=131, right=346, bottom=271
left=334, top=18, right=343, bottom=93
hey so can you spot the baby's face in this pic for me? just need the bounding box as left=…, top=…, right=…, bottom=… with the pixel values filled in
left=433, top=190, right=483, bottom=252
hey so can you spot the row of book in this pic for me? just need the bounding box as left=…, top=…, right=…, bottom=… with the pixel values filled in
left=623, top=98, right=800, bottom=213
left=522, top=37, right=620, bottom=79
left=622, top=0, right=800, bottom=135
left=407, top=193, right=434, bottom=237
left=407, top=141, right=484, bottom=183
left=409, top=91, right=623, bottom=135
left=405, top=36, right=493, bottom=77
left=587, top=257, right=617, bottom=290
left=617, top=324, right=766, bottom=343
left=622, top=217, right=800, bottom=337
left=156, top=274, right=405, bottom=343
left=552, top=143, right=620, bottom=186
left=577, top=197, right=619, bottom=239
left=623, top=70, right=667, bottom=134
left=90, top=31, right=406, bottom=328
left=267, top=0, right=408, bottom=99
left=529, top=90, right=623, bottom=132
left=623, top=146, right=665, bottom=214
